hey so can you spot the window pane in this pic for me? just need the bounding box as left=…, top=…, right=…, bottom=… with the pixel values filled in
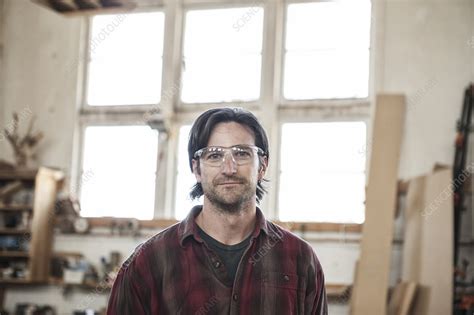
left=284, top=1, right=371, bottom=100
left=175, top=125, right=201, bottom=220
left=181, top=8, right=264, bottom=103
left=278, top=122, right=366, bottom=223
left=80, top=126, right=158, bottom=219
left=87, top=12, right=164, bottom=106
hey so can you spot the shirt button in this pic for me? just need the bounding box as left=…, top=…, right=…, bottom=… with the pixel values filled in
left=214, top=261, right=221, bottom=268
left=283, top=275, right=290, bottom=281
left=233, top=294, right=238, bottom=301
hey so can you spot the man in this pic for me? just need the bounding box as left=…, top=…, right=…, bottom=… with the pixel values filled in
left=107, top=107, right=327, bottom=314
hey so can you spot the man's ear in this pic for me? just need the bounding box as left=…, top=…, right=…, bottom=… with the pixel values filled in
left=258, top=157, right=268, bottom=181
left=192, top=159, right=202, bottom=182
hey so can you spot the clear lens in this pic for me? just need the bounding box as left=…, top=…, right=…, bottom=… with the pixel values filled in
left=198, top=145, right=259, bottom=166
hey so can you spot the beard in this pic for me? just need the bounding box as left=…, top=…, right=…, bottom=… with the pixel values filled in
left=201, top=175, right=256, bottom=214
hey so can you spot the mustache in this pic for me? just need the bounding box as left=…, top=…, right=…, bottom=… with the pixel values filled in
left=214, top=176, right=246, bottom=185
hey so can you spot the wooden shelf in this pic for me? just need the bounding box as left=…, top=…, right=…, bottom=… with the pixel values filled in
left=53, top=251, right=83, bottom=258
left=0, top=204, right=32, bottom=212
left=0, top=228, right=30, bottom=235
left=0, top=169, right=37, bottom=181
left=326, top=284, right=351, bottom=302
left=0, top=251, right=29, bottom=258
left=0, top=278, right=33, bottom=285
left=49, top=278, right=112, bottom=291
left=87, top=217, right=363, bottom=233
left=0, top=167, right=64, bottom=286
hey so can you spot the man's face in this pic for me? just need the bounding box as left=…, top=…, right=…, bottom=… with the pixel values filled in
left=192, top=122, right=267, bottom=213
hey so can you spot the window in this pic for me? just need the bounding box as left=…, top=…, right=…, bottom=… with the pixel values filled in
left=87, top=12, right=165, bottom=106
left=181, top=7, right=264, bottom=103
left=78, top=11, right=165, bottom=219
left=77, top=2, right=372, bottom=222
left=278, top=122, right=367, bottom=223
left=79, top=126, right=158, bottom=219
left=283, top=1, right=371, bottom=100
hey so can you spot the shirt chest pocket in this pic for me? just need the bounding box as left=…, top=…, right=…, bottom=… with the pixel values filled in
left=260, top=272, right=306, bottom=315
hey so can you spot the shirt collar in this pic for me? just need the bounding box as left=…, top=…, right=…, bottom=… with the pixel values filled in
left=179, top=205, right=269, bottom=247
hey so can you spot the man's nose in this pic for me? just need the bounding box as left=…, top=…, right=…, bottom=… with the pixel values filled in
left=221, top=153, right=237, bottom=174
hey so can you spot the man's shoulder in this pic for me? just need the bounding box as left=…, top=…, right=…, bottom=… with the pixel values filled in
left=265, top=221, right=317, bottom=255
left=144, top=221, right=182, bottom=249
left=126, top=222, right=182, bottom=263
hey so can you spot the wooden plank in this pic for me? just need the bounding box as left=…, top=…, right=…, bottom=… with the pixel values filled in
left=0, top=229, right=30, bottom=235
left=387, top=282, right=417, bottom=315
left=349, top=260, right=359, bottom=313
left=53, top=251, right=83, bottom=258
left=31, top=0, right=137, bottom=16
left=60, top=3, right=137, bottom=16
left=0, top=180, right=23, bottom=201
left=387, top=283, right=405, bottom=315
left=399, top=282, right=417, bottom=315
left=0, top=251, right=29, bottom=258
left=411, top=169, right=453, bottom=315
left=401, top=175, right=426, bottom=281
left=0, top=169, right=37, bottom=181
left=326, top=284, right=351, bottom=301
left=351, top=94, right=406, bottom=315
left=0, top=204, right=32, bottom=212
left=0, top=278, right=33, bottom=285
left=86, top=217, right=363, bottom=233
left=29, top=167, right=64, bottom=282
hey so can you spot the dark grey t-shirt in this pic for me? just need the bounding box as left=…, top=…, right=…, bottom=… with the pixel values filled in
left=197, top=225, right=252, bottom=282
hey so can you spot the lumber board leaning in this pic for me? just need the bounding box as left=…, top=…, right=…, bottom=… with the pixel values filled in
left=351, top=95, right=406, bottom=315
left=411, top=169, right=453, bottom=315
left=29, top=167, right=64, bottom=282
left=387, top=281, right=418, bottom=315
left=401, top=176, right=426, bottom=282
left=398, top=282, right=417, bottom=315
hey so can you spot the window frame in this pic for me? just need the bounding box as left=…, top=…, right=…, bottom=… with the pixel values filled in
left=73, top=0, right=374, bottom=226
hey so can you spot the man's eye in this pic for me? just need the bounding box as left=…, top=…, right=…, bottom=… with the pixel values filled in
left=235, top=151, right=251, bottom=158
left=207, top=153, right=223, bottom=160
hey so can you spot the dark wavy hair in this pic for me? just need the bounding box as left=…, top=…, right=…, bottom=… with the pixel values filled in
left=188, top=107, right=269, bottom=203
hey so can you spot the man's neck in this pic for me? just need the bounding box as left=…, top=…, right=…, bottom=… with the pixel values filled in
left=196, top=198, right=257, bottom=246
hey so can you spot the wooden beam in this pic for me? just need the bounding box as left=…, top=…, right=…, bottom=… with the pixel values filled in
left=29, top=168, right=64, bottom=282
left=85, top=217, right=363, bottom=233
left=411, top=169, right=453, bottom=315
left=0, top=169, right=37, bottom=181
left=31, top=0, right=138, bottom=16
left=351, top=95, right=406, bottom=315
left=401, top=175, right=426, bottom=281
left=387, top=282, right=417, bottom=315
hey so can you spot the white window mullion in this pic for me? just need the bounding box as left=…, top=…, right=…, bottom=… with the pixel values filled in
left=259, top=0, right=284, bottom=220
left=159, top=0, right=185, bottom=218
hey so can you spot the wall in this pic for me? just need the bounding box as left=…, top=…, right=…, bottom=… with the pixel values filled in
left=382, top=0, right=474, bottom=179
left=0, top=0, right=5, bottom=136
left=0, top=0, right=82, bottom=170
left=0, top=0, right=472, bottom=314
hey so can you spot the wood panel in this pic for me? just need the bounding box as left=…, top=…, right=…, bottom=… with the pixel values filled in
left=29, top=168, right=64, bottom=282
left=86, top=216, right=364, bottom=233
left=411, top=169, right=453, bottom=315
left=401, top=175, right=426, bottom=281
left=387, top=282, right=417, bottom=315
left=351, top=95, right=406, bottom=315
